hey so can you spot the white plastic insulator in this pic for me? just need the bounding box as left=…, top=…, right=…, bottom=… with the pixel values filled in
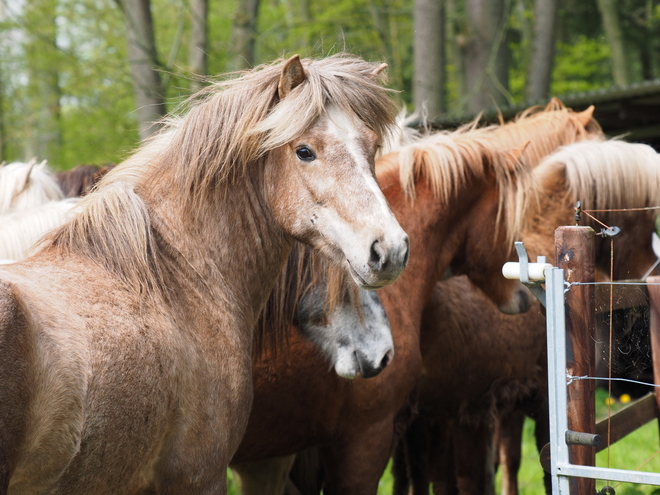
left=502, top=262, right=553, bottom=281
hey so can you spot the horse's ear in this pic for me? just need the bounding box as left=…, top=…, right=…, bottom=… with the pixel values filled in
left=576, top=105, right=595, bottom=126
left=544, top=97, right=565, bottom=111
left=278, top=55, right=306, bottom=99
left=369, top=63, right=388, bottom=80
left=17, top=158, right=37, bottom=191
left=509, top=141, right=530, bottom=161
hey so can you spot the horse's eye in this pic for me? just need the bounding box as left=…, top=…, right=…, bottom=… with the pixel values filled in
left=296, top=147, right=316, bottom=162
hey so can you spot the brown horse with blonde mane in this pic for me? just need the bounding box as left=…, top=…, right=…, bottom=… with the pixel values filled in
left=230, top=124, right=536, bottom=494
left=0, top=54, right=410, bottom=494
left=477, top=97, right=602, bottom=167
left=395, top=139, right=660, bottom=495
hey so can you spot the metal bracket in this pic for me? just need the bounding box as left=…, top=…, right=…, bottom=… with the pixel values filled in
left=499, top=242, right=551, bottom=307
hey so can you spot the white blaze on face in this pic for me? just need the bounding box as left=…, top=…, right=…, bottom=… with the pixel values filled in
left=324, top=107, right=391, bottom=215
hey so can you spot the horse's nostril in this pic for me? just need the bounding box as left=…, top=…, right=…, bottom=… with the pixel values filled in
left=402, top=236, right=410, bottom=267
left=370, top=240, right=385, bottom=269
left=380, top=350, right=393, bottom=370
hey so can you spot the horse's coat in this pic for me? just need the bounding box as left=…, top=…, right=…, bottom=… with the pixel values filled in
left=396, top=139, right=660, bottom=495
left=231, top=123, right=535, bottom=494
left=0, top=54, right=408, bottom=495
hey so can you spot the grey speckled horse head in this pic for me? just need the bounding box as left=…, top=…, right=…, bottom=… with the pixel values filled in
left=295, top=286, right=392, bottom=379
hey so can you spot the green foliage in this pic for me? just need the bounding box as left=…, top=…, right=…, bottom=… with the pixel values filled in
left=552, top=36, right=613, bottom=94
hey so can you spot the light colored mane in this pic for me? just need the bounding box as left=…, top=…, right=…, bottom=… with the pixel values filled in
left=479, top=98, right=604, bottom=168
left=46, top=55, right=397, bottom=300
left=533, top=139, right=660, bottom=212
left=255, top=242, right=351, bottom=356
left=0, top=198, right=79, bottom=261
left=0, top=159, right=64, bottom=214
left=385, top=126, right=535, bottom=247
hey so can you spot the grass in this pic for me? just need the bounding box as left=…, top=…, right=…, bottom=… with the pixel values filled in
left=497, top=388, right=660, bottom=495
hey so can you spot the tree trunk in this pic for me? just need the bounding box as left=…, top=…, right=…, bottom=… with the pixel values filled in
left=189, top=0, right=209, bottom=92
left=117, top=0, right=167, bottom=140
left=230, top=0, right=261, bottom=70
left=413, top=0, right=445, bottom=119
left=596, top=0, right=630, bottom=86
left=462, top=0, right=510, bottom=113
left=24, top=0, right=62, bottom=164
left=525, top=0, right=559, bottom=102
left=445, top=0, right=465, bottom=114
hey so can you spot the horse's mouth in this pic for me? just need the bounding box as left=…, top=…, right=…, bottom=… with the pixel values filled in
left=346, top=260, right=381, bottom=290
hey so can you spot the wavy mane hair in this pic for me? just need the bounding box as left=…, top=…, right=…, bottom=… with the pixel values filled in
left=0, top=160, right=63, bottom=214
left=532, top=139, right=660, bottom=215
left=381, top=126, right=536, bottom=248
left=479, top=97, right=604, bottom=169
left=45, top=55, right=398, bottom=305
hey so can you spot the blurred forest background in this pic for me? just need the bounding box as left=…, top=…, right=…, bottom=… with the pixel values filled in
left=0, top=0, right=656, bottom=169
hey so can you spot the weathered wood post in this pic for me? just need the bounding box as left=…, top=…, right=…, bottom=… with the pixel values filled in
left=647, top=276, right=660, bottom=417
left=555, top=226, right=596, bottom=495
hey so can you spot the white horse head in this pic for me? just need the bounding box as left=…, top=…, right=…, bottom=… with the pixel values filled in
left=295, top=286, right=393, bottom=379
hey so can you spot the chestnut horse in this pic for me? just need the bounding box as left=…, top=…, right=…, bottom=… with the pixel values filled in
left=230, top=125, right=536, bottom=494
left=0, top=54, right=410, bottom=494
left=395, top=139, right=660, bottom=495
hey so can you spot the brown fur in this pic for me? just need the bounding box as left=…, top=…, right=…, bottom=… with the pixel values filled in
left=0, top=54, right=403, bottom=495
left=230, top=124, right=534, bottom=494
left=397, top=139, right=660, bottom=495
left=56, top=164, right=114, bottom=198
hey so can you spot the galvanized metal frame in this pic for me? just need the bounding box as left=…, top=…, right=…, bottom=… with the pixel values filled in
left=545, top=267, right=660, bottom=491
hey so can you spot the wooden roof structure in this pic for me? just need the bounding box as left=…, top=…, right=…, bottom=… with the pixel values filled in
left=433, top=79, right=660, bottom=149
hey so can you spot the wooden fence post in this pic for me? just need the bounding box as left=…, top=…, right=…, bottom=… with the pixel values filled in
left=556, top=226, right=596, bottom=495
left=646, top=276, right=660, bottom=443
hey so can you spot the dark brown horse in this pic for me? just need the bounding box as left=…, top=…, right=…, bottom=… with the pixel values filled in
left=230, top=125, right=535, bottom=494
left=56, top=164, right=115, bottom=198
left=0, top=54, right=409, bottom=495
left=395, top=139, right=660, bottom=495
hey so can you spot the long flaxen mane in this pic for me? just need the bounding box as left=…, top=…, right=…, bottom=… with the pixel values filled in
left=532, top=139, right=660, bottom=218
left=381, top=126, right=536, bottom=249
left=477, top=97, right=604, bottom=169
left=44, top=55, right=397, bottom=305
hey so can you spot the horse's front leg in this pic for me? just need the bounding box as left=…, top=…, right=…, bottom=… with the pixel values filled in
left=451, top=420, right=495, bottom=495
left=495, top=410, right=525, bottom=495
left=231, top=455, right=296, bottom=495
left=319, top=419, right=394, bottom=495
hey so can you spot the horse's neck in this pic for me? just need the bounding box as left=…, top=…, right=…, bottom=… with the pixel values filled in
left=144, top=176, right=292, bottom=333
left=378, top=169, right=474, bottom=318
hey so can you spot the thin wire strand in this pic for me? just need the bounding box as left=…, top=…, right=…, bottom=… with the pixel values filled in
left=567, top=376, right=660, bottom=389
left=607, top=238, right=614, bottom=473
left=612, top=450, right=660, bottom=490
